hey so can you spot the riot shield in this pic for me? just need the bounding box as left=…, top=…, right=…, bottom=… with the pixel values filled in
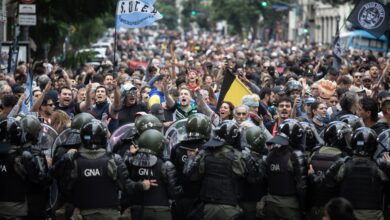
left=38, top=123, right=58, bottom=158
left=109, top=123, right=137, bottom=154
left=164, top=119, right=188, bottom=153
left=374, top=129, right=390, bottom=159
left=51, top=128, right=72, bottom=159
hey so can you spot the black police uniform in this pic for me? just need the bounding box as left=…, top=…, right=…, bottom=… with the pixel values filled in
left=170, top=140, right=204, bottom=220
left=0, top=146, right=48, bottom=219
left=54, top=147, right=144, bottom=220
left=264, top=144, right=307, bottom=220
left=184, top=142, right=246, bottom=220
left=240, top=148, right=267, bottom=220
left=24, top=144, right=50, bottom=220
left=125, top=149, right=182, bottom=220
left=307, top=146, right=347, bottom=220
left=326, top=157, right=388, bottom=220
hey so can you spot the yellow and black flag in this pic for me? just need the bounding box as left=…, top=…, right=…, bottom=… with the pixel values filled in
left=217, top=69, right=252, bottom=109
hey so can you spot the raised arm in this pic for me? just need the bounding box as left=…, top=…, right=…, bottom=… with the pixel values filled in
left=79, top=83, right=92, bottom=112
left=31, top=80, right=52, bottom=112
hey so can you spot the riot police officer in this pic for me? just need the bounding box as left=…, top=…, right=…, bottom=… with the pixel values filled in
left=21, top=115, right=51, bottom=220
left=125, top=129, right=182, bottom=220
left=327, top=127, right=387, bottom=220
left=263, top=119, right=307, bottom=220
left=0, top=117, right=48, bottom=219
left=113, top=113, right=163, bottom=157
left=307, top=121, right=351, bottom=220
left=51, top=112, right=95, bottom=219
left=170, top=113, right=212, bottom=220
left=240, top=126, right=267, bottom=220
left=299, top=121, right=323, bottom=154
left=52, top=112, right=95, bottom=163
left=53, top=119, right=146, bottom=220
left=339, top=114, right=365, bottom=131
left=184, top=120, right=246, bottom=220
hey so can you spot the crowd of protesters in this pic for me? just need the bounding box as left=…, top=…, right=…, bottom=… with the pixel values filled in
left=0, top=28, right=389, bottom=220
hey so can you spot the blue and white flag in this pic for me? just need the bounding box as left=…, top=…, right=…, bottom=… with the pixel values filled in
left=116, top=0, right=163, bottom=29
left=21, top=71, right=33, bottom=114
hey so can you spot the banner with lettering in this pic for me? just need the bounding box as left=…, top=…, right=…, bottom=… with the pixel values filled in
left=116, top=0, right=163, bottom=28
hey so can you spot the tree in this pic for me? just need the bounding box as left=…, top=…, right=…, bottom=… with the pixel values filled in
left=29, top=0, right=116, bottom=59
left=210, top=0, right=277, bottom=37
left=156, top=0, right=179, bottom=30
left=181, top=0, right=211, bottom=31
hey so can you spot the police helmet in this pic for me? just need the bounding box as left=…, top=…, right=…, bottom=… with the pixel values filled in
left=20, top=115, right=42, bottom=144
left=137, top=129, right=165, bottom=154
left=378, top=129, right=390, bottom=151
left=80, top=119, right=107, bottom=149
left=339, top=114, right=365, bottom=131
left=186, top=113, right=212, bottom=140
left=135, top=114, right=163, bottom=134
left=245, top=126, right=266, bottom=153
left=71, top=113, right=95, bottom=130
left=214, top=120, right=240, bottom=145
left=323, top=121, right=353, bottom=150
left=285, top=80, right=302, bottom=96
left=299, top=121, right=319, bottom=151
left=0, top=118, right=22, bottom=146
left=278, top=119, right=304, bottom=149
left=351, top=127, right=378, bottom=157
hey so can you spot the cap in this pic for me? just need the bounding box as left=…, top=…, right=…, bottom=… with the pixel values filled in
left=273, top=86, right=285, bottom=95
left=242, top=95, right=259, bottom=108
left=304, top=97, right=316, bottom=105
left=349, top=86, right=365, bottom=93
left=203, top=137, right=225, bottom=149
left=102, top=60, right=113, bottom=67
left=266, top=134, right=289, bottom=146
left=150, top=104, right=165, bottom=122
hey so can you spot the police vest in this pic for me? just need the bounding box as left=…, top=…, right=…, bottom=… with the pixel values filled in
left=266, top=147, right=296, bottom=196
left=340, top=158, right=384, bottom=210
left=129, top=156, right=169, bottom=207
left=242, top=153, right=267, bottom=202
left=0, top=154, right=27, bottom=203
left=309, top=150, right=342, bottom=206
left=172, top=145, right=200, bottom=198
left=200, top=150, right=240, bottom=206
left=71, top=153, right=119, bottom=210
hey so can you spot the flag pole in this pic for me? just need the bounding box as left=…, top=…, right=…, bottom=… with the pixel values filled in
left=113, top=26, right=118, bottom=79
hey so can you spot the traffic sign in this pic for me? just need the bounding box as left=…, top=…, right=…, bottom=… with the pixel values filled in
left=19, top=4, right=36, bottom=13
left=18, top=14, right=36, bottom=26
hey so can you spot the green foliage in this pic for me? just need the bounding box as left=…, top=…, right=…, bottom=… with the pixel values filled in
left=181, top=0, right=211, bottom=31
left=62, top=51, right=101, bottom=68
left=211, top=0, right=262, bottom=35
left=156, top=0, right=179, bottom=30
left=29, top=0, right=116, bottom=59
